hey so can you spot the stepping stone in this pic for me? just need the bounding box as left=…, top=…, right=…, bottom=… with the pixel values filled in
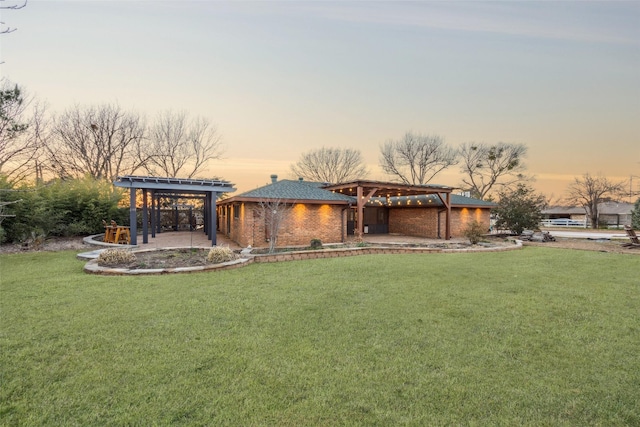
left=77, top=249, right=108, bottom=260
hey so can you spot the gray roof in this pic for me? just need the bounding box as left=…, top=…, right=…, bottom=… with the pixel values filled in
left=542, top=206, right=587, bottom=215
left=543, top=202, right=633, bottom=215
left=227, top=179, right=494, bottom=208
left=598, top=202, right=634, bottom=215
left=114, top=175, right=235, bottom=193
left=230, top=179, right=354, bottom=203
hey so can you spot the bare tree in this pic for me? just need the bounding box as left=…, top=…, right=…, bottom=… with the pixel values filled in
left=45, top=103, right=149, bottom=181
left=290, top=147, right=368, bottom=184
left=0, top=81, right=46, bottom=183
left=145, top=110, right=223, bottom=178
left=379, top=132, right=457, bottom=185
left=459, top=142, right=529, bottom=200
left=566, top=173, right=626, bottom=229
left=1, top=0, right=27, bottom=35
left=257, top=198, right=295, bottom=253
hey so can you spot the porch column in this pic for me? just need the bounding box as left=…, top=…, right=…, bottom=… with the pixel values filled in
left=156, top=195, right=162, bottom=234
left=357, top=186, right=364, bottom=235
left=435, top=191, right=452, bottom=240
left=210, top=193, right=218, bottom=246
left=150, top=190, right=156, bottom=238
left=445, top=192, right=451, bottom=240
left=203, top=193, right=209, bottom=236
left=142, top=189, right=148, bottom=244
left=211, top=192, right=217, bottom=246
left=129, top=187, right=137, bottom=245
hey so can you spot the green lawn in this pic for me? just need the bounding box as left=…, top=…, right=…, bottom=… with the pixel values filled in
left=1, top=248, right=638, bottom=426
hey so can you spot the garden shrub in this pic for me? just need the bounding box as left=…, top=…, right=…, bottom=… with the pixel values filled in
left=207, top=246, right=238, bottom=264
left=631, top=198, right=640, bottom=229
left=0, top=176, right=127, bottom=243
left=97, top=249, right=137, bottom=266
left=310, top=238, right=322, bottom=249
left=463, top=220, right=486, bottom=245
left=493, top=184, right=546, bottom=235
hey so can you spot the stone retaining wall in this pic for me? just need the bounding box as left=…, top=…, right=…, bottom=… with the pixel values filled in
left=250, top=241, right=521, bottom=263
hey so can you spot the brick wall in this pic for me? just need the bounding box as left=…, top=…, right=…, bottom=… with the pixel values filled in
left=389, top=207, right=491, bottom=238
left=223, top=202, right=492, bottom=246
left=389, top=208, right=439, bottom=238
left=226, top=202, right=346, bottom=248
left=441, top=208, right=491, bottom=237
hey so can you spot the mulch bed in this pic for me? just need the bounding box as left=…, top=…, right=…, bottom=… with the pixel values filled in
left=100, top=248, right=213, bottom=269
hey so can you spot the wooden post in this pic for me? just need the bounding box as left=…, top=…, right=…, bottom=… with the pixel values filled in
left=435, top=191, right=452, bottom=240
left=357, top=186, right=364, bottom=236
left=445, top=192, right=451, bottom=240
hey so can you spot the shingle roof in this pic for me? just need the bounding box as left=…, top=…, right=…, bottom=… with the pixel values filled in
left=230, top=179, right=354, bottom=203
left=450, top=194, right=497, bottom=207
left=225, top=179, right=495, bottom=208
left=543, top=202, right=633, bottom=215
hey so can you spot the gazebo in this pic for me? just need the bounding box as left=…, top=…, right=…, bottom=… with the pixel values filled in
left=114, top=175, right=235, bottom=246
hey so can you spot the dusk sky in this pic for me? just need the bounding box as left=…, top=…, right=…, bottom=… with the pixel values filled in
left=1, top=1, right=639, bottom=199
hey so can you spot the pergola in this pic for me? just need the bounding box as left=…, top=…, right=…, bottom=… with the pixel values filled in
left=323, top=180, right=454, bottom=240
left=113, top=175, right=235, bottom=246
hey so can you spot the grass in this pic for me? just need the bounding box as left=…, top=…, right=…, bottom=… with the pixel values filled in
left=1, top=247, right=639, bottom=426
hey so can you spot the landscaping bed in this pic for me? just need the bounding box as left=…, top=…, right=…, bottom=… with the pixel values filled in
left=99, top=248, right=214, bottom=269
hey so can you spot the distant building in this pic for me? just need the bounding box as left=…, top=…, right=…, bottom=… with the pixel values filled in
left=541, top=202, right=634, bottom=228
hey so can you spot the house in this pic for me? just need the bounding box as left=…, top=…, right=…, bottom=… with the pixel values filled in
left=541, top=202, right=634, bottom=228
left=217, top=175, right=496, bottom=248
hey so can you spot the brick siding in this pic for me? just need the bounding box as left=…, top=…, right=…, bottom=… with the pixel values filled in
left=222, top=203, right=492, bottom=247
left=389, top=207, right=491, bottom=238
left=222, top=202, right=346, bottom=248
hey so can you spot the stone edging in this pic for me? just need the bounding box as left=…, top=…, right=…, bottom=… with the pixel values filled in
left=83, top=234, right=136, bottom=249
left=250, top=240, right=522, bottom=263
left=83, top=240, right=522, bottom=275
left=84, top=255, right=251, bottom=275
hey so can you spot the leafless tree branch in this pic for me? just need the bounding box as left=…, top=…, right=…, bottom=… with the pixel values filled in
left=257, top=198, right=295, bottom=253
left=458, top=142, right=529, bottom=200
left=290, top=147, right=368, bottom=184
left=565, top=173, right=627, bottom=229
left=145, top=110, right=223, bottom=178
left=379, top=132, right=457, bottom=185
left=45, top=103, right=149, bottom=181
left=0, top=1, right=27, bottom=35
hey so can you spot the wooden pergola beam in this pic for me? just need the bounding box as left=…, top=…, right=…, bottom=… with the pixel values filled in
left=356, top=186, right=379, bottom=236
left=324, top=180, right=455, bottom=240
left=435, top=192, right=452, bottom=240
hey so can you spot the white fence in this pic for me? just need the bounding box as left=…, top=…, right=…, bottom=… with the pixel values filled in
left=540, top=219, right=587, bottom=228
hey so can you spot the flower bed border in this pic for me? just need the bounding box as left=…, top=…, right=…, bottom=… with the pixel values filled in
left=83, top=241, right=522, bottom=275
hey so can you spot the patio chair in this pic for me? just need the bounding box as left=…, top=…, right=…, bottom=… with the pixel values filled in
left=103, top=219, right=115, bottom=243
left=622, top=225, right=640, bottom=248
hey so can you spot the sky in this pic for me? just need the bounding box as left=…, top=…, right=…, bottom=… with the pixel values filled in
left=1, top=0, right=639, bottom=200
